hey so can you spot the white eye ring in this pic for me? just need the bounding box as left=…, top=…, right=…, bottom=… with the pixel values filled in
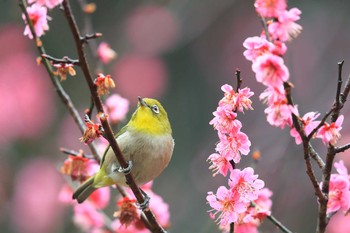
left=151, top=105, right=160, bottom=114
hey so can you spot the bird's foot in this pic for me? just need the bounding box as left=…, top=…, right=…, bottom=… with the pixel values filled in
left=136, top=189, right=151, bottom=211
left=113, top=161, right=133, bottom=175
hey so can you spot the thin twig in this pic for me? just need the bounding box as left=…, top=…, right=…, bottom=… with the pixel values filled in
left=229, top=223, right=234, bottom=233
left=284, top=82, right=325, bottom=202
left=60, top=147, right=97, bottom=160
left=260, top=16, right=271, bottom=42
left=235, top=69, right=242, bottom=92
left=267, top=215, right=294, bottom=233
left=61, top=1, right=165, bottom=232
left=331, top=61, right=344, bottom=122
left=340, top=74, right=350, bottom=104
left=80, top=32, right=103, bottom=44
left=335, top=143, right=350, bottom=153
left=18, top=0, right=100, bottom=161
left=307, top=110, right=334, bottom=142
left=41, top=54, right=80, bottom=65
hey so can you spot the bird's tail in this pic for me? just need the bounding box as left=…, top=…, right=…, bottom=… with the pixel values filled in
left=72, top=175, right=96, bottom=203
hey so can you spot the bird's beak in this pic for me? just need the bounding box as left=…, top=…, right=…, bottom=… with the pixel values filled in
left=138, top=96, right=148, bottom=107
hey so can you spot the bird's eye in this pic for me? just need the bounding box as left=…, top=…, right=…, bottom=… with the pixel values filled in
left=151, top=105, right=160, bottom=114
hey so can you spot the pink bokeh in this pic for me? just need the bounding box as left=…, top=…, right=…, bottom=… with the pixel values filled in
left=125, top=5, right=180, bottom=55
left=326, top=212, right=350, bottom=233
left=0, top=25, right=54, bottom=145
left=11, top=159, right=65, bottom=233
left=113, top=54, right=168, bottom=104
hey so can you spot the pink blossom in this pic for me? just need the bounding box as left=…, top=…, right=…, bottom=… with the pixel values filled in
left=28, top=0, right=63, bottom=9
left=259, top=85, right=286, bottom=106
left=73, top=201, right=105, bottom=232
left=111, top=219, right=149, bottom=233
left=320, top=160, right=350, bottom=214
left=216, top=131, right=251, bottom=163
left=316, top=115, right=344, bottom=145
left=210, top=105, right=241, bottom=134
left=290, top=112, right=320, bottom=144
left=105, top=94, right=130, bottom=124
left=243, top=36, right=273, bottom=61
left=269, top=8, right=303, bottom=42
left=229, top=167, right=265, bottom=203
left=22, top=4, right=49, bottom=39
left=264, top=100, right=295, bottom=129
left=219, top=188, right=273, bottom=233
left=243, top=36, right=287, bottom=61
left=97, top=42, right=117, bottom=64
left=121, top=183, right=170, bottom=229
left=207, top=153, right=232, bottom=177
left=254, top=0, right=287, bottom=18
left=252, top=54, right=289, bottom=87
left=235, top=87, right=254, bottom=112
left=207, top=186, right=247, bottom=226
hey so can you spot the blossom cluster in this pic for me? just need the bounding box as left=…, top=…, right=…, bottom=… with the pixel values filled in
left=244, top=0, right=344, bottom=146
left=322, top=161, right=350, bottom=215
left=207, top=83, right=272, bottom=232
left=59, top=150, right=170, bottom=233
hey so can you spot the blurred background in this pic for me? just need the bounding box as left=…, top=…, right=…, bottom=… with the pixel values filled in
left=1, top=0, right=350, bottom=232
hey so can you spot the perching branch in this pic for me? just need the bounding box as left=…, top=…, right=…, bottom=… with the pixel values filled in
left=61, top=1, right=165, bottom=232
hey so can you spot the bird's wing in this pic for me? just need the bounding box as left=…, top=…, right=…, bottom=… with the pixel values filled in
left=100, top=125, right=128, bottom=166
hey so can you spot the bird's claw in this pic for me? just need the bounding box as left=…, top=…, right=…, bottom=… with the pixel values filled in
left=113, top=161, right=133, bottom=175
left=136, top=192, right=150, bottom=211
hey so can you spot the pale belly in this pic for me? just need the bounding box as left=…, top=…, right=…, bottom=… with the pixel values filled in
left=104, top=131, right=174, bottom=186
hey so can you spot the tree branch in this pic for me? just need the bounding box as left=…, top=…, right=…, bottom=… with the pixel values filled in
left=41, top=54, right=80, bottom=65
left=318, top=61, right=345, bottom=233
left=61, top=1, right=165, bottom=232
left=284, top=82, right=325, bottom=202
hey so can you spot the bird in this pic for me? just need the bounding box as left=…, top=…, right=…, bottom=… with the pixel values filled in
left=73, top=97, right=174, bottom=204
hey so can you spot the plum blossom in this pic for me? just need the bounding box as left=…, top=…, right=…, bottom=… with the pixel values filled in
left=216, top=131, right=251, bottom=163
left=207, top=153, right=232, bottom=177
left=105, top=94, right=130, bottom=124
left=210, top=105, right=241, bottom=134
left=252, top=54, right=289, bottom=87
left=316, top=115, right=344, bottom=145
left=322, top=161, right=350, bottom=214
left=95, top=73, right=116, bottom=96
left=80, top=119, right=103, bottom=144
left=207, top=168, right=266, bottom=227
left=115, top=182, right=170, bottom=231
left=290, top=112, right=320, bottom=144
left=268, top=8, right=303, bottom=42
left=243, top=37, right=287, bottom=62
left=22, top=4, right=49, bottom=39
left=254, top=0, right=287, bottom=18
left=264, top=99, right=295, bottom=129
left=97, top=42, right=117, bottom=64
left=53, top=63, right=76, bottom=81
left=219, top=84, right=254, bottom=113
left=28, top=0, right=63, bottom=9
left=229, top=167, right=265, bottom=203
left=207, top=186, right=247, bottom=226
left=60, top=154, right=91, bottom=182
